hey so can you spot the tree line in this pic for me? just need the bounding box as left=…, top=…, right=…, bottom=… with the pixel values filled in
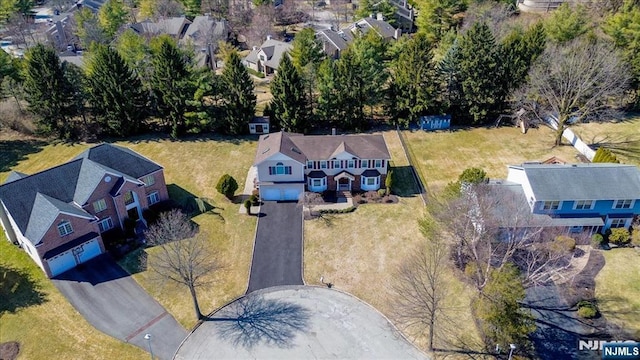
left=1, top=35, right=255, bottom=139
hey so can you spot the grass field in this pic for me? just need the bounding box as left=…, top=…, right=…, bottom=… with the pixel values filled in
left=403, top=117, right=640, bottom=196
left=595, top=248, right=640, bottom=339
left=0, top=132, right=259, bottom=355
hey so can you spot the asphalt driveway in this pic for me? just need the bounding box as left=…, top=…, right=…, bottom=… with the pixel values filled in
left=52, top=255, right=188, bottom=360
left=246, top=201, right=304, bottom=293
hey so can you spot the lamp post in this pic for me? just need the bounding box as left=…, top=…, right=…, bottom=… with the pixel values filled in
left=508, top=343, right=516, bottom=360
left=144, top=333, right=154, bottom=360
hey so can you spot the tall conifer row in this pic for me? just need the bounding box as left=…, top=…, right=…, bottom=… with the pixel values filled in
left=269, top=55, right=309, bottom=133
left=219, top=51, right=256, bottom=135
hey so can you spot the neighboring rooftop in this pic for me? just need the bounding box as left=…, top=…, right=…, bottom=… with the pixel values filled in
left=510, top=163, right=640, bottom=201
left=244, top=38, right=293, bottom=69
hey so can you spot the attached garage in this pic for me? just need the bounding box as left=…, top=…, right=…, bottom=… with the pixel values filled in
left=259, top=183, right=304, bottom=202
left=46, top=236, right=104, bottom=277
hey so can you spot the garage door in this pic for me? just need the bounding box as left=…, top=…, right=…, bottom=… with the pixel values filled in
left=261, top=188, right=282, bottom=201
left=48, top=251, right=76, bottom=277
left=283, top=188, right=301, bottom=201
left=77, top=239, right=102, bottom=263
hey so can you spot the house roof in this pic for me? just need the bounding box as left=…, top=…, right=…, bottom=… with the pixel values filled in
left=347, top=17, right=397, bottom=39
left=244, top=39, right=292, bottom=69
left=512, top=163, right=640, bottom=201
left=131, top=17, right=191, bottom=37
left=0, top=144, right=161, bottom=245
left=254, top=131, right=306, bottom=165
left=316, top=29, right=349, bottom=52
left=183, top=16, right=227, bottom=44
left=4, top=171, right=28, bottom=184
left=254, top=132, right=391, bottom=165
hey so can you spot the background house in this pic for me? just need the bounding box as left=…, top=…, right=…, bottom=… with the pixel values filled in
left=253, top=132, right=391, bottom=201
left=492, top=163, right=640, bottom=233
left=0, top=144, right=169, bottom=277
left=243, top=36, right=292, bottom=77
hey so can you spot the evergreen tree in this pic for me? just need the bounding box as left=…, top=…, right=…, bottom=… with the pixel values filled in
left=386, top=33, right=438, bottom=128
left=269, top=55, right=309, bottom=133
left=289, top=28, right=325, bottom=127
left=545, top=3, right=590, bottom=44
left=457, top=22, right=505, bottom=125
left=151, top=36, right=195, bottom=138
left=334, top=50, right=366, bottom=131
left=592, top=148, right=620, bottom=163
left=437, top=38, right=463, bottom=116
left=473, top=264, right=535, bottom=351
left=75, top=8, right=109, bottom=48
left=23, top=44, right=79, bottom=139
left=356, top=0, right=396, bottom=25
left=351, top=31, right=388, bottom=120
left=86, top=45, right=148, bottom=136
left=219, top=51, right=256, bottom=135
left=501, top=23, right=546, bottom=92
left=413, top=0, right=467, bottom=43
left=316, top=59, right=340, bottom=127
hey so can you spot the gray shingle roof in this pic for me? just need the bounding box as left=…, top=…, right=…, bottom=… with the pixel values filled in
left=4, top=171, right=28, bottom=184
left=74, top=143, right=162, bottom=179
left=183, top=16, right=227, bottom=42
left=254, top=132, right=391, bottom=165
left=243, top=39, right=292, bottom=69
left=515, top=163, right=640, bottom=201
left=0, top=144, right=162, bottom=245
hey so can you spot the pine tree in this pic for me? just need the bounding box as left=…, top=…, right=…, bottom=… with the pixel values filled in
left=350, top=31, right=388, bottom=122
left=23, top=44, right=79, bottom=139
left=289, top=28, right=324, bottom=128
left=269, top=55, right=309, bottom=133
left=387, top=33, right=438, bottom=128
left=219, top=51, right=256, bottom=135
left=86, top=45, right=148, bottom=136
left=316, top=59, right=340, bottom=127
left=151, top=36, right=195, bottom=138
left=98, top=0, right=129, bottom=38
left=457, top=22, right=505, bottom=125
left=502, top=23, right=546, bottom=92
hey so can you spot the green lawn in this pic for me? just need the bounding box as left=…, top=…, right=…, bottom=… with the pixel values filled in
left=0, top=133, right=259, bottom=355
left=595, top=248, right=640, bottom=339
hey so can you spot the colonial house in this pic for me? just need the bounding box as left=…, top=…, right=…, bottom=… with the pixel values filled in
left=130, top=17, right=192, bottom=39
left=490, top=163, right=640, bottom=233
left=243, top=37, right=292, bottom=77
left=253, top=132, right=391, bottom=201
left=0, top=144, right=169, bottom=277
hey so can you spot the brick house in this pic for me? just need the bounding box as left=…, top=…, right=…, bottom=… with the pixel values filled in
left=0, top=144, right=169, bottom=277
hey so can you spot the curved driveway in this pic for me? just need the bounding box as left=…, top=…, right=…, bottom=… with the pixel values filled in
left=174, top=286, right=428, bottom=360
left=53, top=255, right=187, bottom=360
left=246, top=201, right=304, bottom=293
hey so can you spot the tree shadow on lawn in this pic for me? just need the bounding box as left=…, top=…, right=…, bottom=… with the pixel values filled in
left=390, top=166, right=421, bottom=198
left=107, top=132, right=257, bottom=146
left=587, top=133, right=640, bottom=162
left=167, top=184, right=224, bottom=221
left=0, top=139, right=46, bottom=173
left=208, top=294, right=311, bottom=349
left=0, top=264, right=47, bottom=315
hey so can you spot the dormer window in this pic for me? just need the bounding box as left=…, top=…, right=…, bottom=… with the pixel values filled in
left=269, top=162, right=292, bottom=175
left=124, top=191, right=135, bottom=205
left=57, top=221, right=73, bottom=237
left=574, top=200, right=593, bottom=210
left=542, top=201, right=560, bottom=210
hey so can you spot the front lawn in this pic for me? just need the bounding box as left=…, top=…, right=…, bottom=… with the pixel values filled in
left=595, top=248, right=640, bottom=339
left=304, top=131, right=482, bottom=353
left=0, top=133, right=259, bottom=352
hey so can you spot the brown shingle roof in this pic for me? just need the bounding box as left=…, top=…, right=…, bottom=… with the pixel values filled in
left=254, top=132, right=391, bottom=164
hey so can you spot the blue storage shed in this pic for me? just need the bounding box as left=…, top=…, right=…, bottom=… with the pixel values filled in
left=419, top=115, right=451, bottom=131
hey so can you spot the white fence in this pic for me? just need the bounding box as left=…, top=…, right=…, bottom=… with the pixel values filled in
left=544, top=116, right=595, bottom=161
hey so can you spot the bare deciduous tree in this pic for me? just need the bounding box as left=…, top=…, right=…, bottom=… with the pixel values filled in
left=434, top=184, right=573, bottom=291
left=145, top=209, right=221, bottom=320
left=521, top=40, right=630, bottom=146
left=393, top=219, right=450, bottom=351
left=245, top=5, right=275, bottom=47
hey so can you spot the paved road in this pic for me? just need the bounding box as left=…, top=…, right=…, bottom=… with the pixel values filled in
left=175, top=286, right=429, bottom=360
left=52, top=255, right=188, bottom=360
left=246, top=201, right=304, bottom=293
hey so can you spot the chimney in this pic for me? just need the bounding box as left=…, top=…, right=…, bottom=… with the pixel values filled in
left=377, top=12, right=383, bottom=21
left=394, top=28, right=402, bottom=40
left=332, top=128, right=337, bottom=136
left=266, top=34, right=272, bottom=41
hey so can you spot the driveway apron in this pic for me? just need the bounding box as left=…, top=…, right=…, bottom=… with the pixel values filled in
left=247, top=201, right=304, bottom=293
left=52, top=255, right=188, bottom=360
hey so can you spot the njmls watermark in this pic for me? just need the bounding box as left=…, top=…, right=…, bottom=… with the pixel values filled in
left=578, top=339, right=640, bottom=360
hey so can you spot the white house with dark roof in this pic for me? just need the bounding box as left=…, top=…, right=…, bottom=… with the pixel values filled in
left=243, top=37, right=292, bottom=77
left=253, top=132, right=391, bottom=201
left=490, top=163, right=640, bottom=233
left=0, top=144, right=169, bottom=277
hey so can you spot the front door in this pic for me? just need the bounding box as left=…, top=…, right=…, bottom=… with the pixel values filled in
left=338, top=178, right=351, bottom=191
left=127, top=207, right=140, bottom=221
